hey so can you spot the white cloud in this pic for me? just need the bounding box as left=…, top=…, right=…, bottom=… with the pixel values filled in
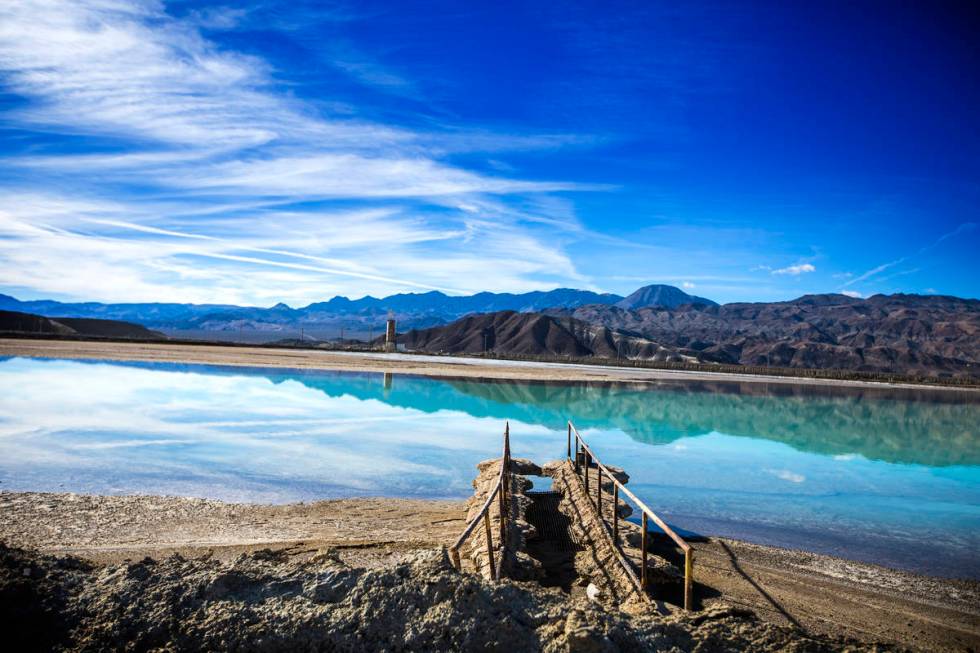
left=174, top=153, right=578, bottom=199
left=681, top=281, right=695, bottom=289
left=0, top=0, right=599, bottom=304
left=841, top=290, right=862, bottom=298
left=771, top=263, right=815, bottom=276
left=0, top=194, right=585, bottom=304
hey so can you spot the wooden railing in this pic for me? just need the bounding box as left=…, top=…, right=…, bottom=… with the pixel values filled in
left=449, top=422, right=511, bottom=581
left=567, top=421, right=695, bottom=610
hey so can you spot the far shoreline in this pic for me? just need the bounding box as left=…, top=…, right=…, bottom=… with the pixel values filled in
left=2, top=336, right=979, bottom=393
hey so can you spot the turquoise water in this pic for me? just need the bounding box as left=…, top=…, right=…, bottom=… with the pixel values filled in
left=0, top=357, right=977, bottom=578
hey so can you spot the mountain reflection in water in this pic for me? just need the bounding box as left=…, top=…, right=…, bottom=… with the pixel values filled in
left=0, top=357, right=976, bottom=578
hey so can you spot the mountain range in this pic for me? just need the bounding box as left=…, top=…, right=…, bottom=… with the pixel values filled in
left=2, top=285, right=977, bottom=379
left=0, top=284, right=714, bottom=336
left=398, top=293, right=980, bottom=379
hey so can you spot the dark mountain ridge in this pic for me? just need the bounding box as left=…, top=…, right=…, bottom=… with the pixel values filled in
left=0, top=310, right=164, bottom=340
left=400, top=293, right=980, bottom=379
left=578, top=293, right=980, bottom=378
left=0, top=284, right=708, bottom=333
left=397, top=310, right=693, bottom=362
left=616, top=284, right=716, bottom=310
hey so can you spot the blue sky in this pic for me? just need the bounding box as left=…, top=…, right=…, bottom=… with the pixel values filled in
left=0, top=0, right=977, bottom=306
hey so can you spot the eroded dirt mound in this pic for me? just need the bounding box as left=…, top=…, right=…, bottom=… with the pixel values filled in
left=0, top=543, right=885, bottom=652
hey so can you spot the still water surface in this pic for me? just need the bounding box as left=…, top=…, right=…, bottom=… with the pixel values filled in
left=0, top=357, right=977, bottom=578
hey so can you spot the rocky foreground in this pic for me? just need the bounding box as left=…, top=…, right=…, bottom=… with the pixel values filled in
left=1, top=543, right=885, bottom=653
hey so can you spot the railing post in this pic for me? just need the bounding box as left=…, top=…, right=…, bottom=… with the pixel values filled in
left=499, top=422, right=510, bottom=579
left=613, top=485, right=619, bottom=543
left=567, top=422, right=571, bottom=460
left=584, top=453, right=590, bottom=494
left=498, top=476, right=506, bottom=556
left=596, top=467, right=602, bottom=514
left=503, top=422, right=510, bottom=504
left=484, top=511, right=496, bottom=580
left=684, top=549, right=694, bottom=611
left=641, top=512, right=648, bottom=590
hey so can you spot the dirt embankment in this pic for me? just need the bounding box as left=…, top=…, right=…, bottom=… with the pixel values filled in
left=2, top=543, right=885, bottom=653
left=4, top=337, right=978, bottom=391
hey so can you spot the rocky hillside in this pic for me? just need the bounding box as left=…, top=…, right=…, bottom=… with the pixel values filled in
left=398, top=294, right=979, bottom=379
left=548, top=293, right=980, bottom=378
left=397, top=311, right=696, bottom=362
left=0, top=310, right=164, bottom=340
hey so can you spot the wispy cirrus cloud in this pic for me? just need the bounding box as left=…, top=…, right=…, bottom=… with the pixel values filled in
left=0, top=192, right=581, bottom=303
left=0, top=0, right=598, bottom=304
left=842, top=222, right=977, bottom=290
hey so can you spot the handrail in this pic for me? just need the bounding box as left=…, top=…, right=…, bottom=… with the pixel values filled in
left=449, top=422, right=510, bottom=581
left=567, top=421, right=695, bottom=611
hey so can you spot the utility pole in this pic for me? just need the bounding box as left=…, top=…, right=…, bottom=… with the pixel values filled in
left=384, top=312, right=396, bottom=352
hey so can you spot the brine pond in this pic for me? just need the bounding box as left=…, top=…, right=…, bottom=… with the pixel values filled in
left=1, top=356, right=977, bottom=579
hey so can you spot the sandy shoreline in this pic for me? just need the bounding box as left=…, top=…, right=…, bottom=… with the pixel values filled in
left=2, top=491, right=977, bottom=651
left=0, top=492, right=466, bottom=568
left=3, top=337, right=979, bottom=392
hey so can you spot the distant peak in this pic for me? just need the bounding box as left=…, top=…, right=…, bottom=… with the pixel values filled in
left=615, top=284, right=717, bottom=310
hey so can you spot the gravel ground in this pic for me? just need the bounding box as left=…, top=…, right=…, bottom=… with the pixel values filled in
left=1, top=543, right=887, bottom=653
left=0, top=492, right=466, bottom=567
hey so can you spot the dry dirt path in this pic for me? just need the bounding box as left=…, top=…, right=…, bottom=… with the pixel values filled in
left=678, top=537, right=980, bottom=652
